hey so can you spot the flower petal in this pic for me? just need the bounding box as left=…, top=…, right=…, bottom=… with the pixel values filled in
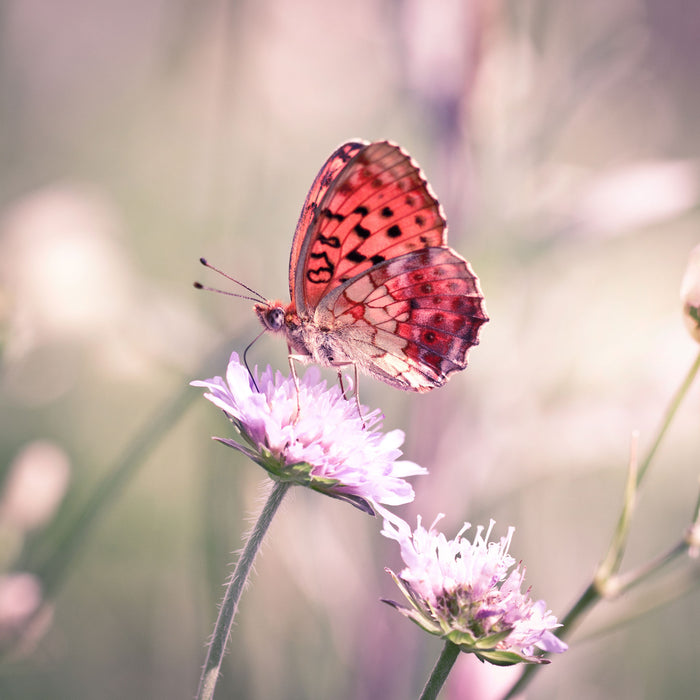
left=192, top=353, right=426, bottom=512
left=382, top=513, right=567, bottom=664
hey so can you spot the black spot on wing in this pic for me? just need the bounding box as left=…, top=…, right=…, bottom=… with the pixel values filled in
left=354, top=223, right=371, bottom=239
left=346, top=250, right=367, bottom=263
left=318, top=233, right=340, bottom=247
left=322, top=209, right=345, bottom=223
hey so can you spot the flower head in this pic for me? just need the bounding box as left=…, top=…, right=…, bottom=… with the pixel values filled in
left=191, top=353, right=426, bottom=514
left=381, top=511, right=568, bottom=665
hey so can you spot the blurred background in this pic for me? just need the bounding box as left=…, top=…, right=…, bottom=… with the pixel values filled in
left=1, top=0, right=699, bottom=698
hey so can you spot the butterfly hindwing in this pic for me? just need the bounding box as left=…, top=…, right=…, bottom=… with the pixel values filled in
left=315, top=247, right=488, bottom=391
left=293, top=141, right=446, bottom=314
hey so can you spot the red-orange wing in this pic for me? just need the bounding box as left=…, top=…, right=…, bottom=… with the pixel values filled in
left=316, top=247, right=488, bottom=391
left=290, top=141, right=447, bottom=315
left=288, top=140, right=367, bottom=308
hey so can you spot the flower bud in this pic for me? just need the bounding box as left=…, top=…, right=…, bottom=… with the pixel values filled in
left=681, top=244, right=700, bottom=342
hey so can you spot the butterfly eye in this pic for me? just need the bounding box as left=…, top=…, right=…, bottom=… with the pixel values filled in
left=266, top=307, right=286, bottom=331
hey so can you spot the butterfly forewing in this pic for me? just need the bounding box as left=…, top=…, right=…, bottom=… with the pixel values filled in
left=293, top=141, right=447, bottom=313
left=288, top=140, right=368, bottom=307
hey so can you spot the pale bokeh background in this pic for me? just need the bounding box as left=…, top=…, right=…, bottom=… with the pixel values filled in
left=1, top=1, right=699, bottom=698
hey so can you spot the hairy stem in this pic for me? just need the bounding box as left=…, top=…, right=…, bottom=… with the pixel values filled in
left=419, top=640, right=461, bottom=700
left=197, top=480, right=291, bottom=700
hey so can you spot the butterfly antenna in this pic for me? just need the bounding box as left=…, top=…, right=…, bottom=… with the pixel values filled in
left=197, top=257, right=267, bottom=302
left=243, top=328, right=267, bottom=392
left=192, top=281, right=262, bottom=302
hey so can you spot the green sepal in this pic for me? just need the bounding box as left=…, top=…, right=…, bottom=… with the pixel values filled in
left=381, top=599, right=444, bottom=636
left=382, top=572, right=553, bottom=667
left=306, top=482, right=375, bottom=515
left=386, top=570, right=431, bottom=615
left=214, top=438, right=375, bottom=514
left=473, top=649, right=550, bottom=666
left=384, top=572, right=444, bottom=632
left=443, top=629, right=477, bottom=648
left=472, top=629, right=513, bottom=650
left=381, top=575, right=444, bottom=637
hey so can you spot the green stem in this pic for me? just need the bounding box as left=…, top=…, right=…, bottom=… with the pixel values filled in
left=582, top=560, right=700, bottom=641
left=596, top=432, right=639, bottom=583
left=196, top=480, right=291, bottom=700
left=502, top=349, right=700, bottom=700
left=556, top=582, right=601, bottom=634
left=419, top=640, right=460, bottom=700
left=637, top=348, right=700, bottom=486
left=604, top=480, right=700, bottom=598
left=613, top=541, right=688, bottom=596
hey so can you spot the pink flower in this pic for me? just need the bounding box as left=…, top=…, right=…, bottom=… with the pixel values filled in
left=381, top=511, right=568, bottom=664
left=192, top=353, right=426, bottom=514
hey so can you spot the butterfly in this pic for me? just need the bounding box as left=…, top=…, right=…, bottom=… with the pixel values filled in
left=252, top=140, right=488, bottom=393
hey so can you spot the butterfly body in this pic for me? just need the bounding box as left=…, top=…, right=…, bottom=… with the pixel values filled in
left=256, top=140, right=488, bottom=392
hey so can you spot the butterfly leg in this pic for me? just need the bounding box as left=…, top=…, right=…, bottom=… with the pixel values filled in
left=351, top=364, right=366, bottom=429
left=336, top=369, right=349, bottom=400
left=332, top=362, right=365, bottom=428
left=287, top=352, right=304, bottom=422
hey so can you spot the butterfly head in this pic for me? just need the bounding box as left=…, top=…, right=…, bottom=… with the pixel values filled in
left=255, top=302, right=289, bottom=333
